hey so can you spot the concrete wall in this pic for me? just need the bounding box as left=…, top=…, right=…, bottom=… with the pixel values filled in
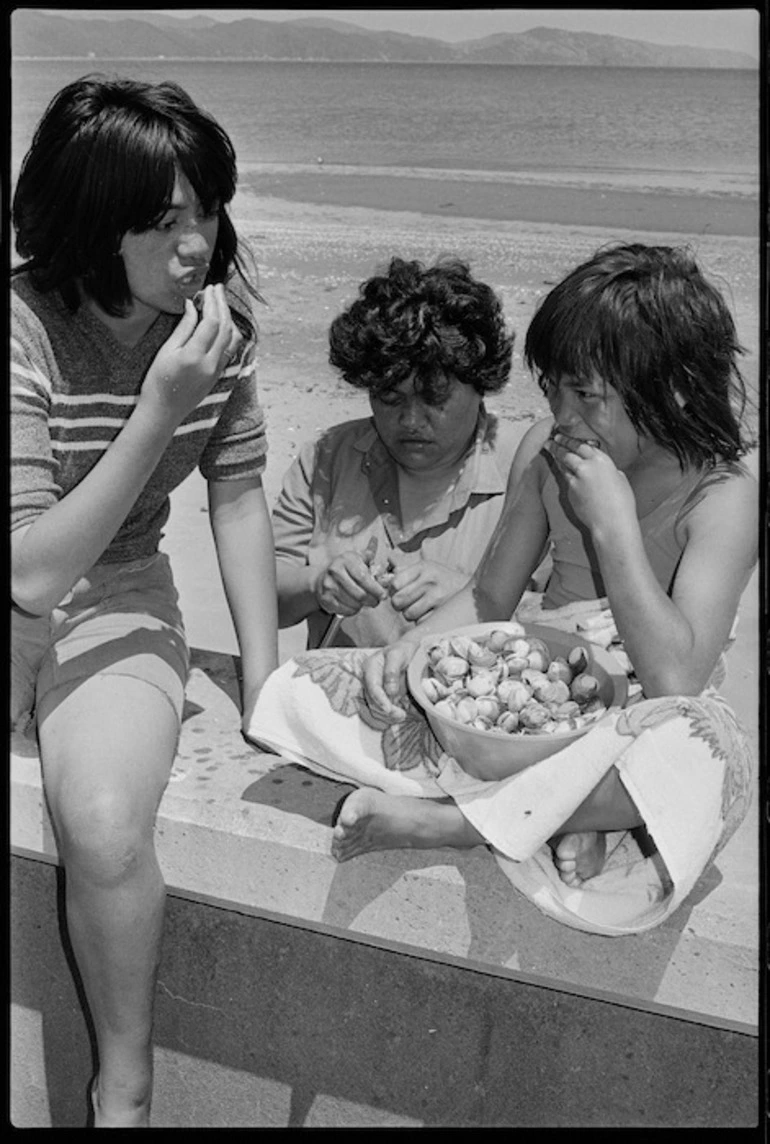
left=11, top=854, right=758, bottom=1129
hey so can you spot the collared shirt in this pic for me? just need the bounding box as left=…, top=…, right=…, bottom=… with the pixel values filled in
left=272, top=407, right=521, bottom=647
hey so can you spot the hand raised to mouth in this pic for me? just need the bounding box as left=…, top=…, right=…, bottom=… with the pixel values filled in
left=548, top=427, right=602, bottom=451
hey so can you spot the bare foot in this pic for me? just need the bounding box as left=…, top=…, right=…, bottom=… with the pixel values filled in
left=552, top=831, right=607, bottom=886
left=90, top=1076, right=151, bottom=1128
left=331, top=788, right=482, bottom=862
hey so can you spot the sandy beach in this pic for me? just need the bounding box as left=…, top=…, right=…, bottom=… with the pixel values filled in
left=236, top=188, right=759, bottom=501
left=162, top=188, right=759, bottom=743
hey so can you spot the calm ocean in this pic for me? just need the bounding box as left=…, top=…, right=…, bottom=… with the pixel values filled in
left=12, top=59, right=758, bottom=200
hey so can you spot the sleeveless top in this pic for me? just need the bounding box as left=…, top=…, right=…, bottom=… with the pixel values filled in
left=541, top=458, right=707, bottom=609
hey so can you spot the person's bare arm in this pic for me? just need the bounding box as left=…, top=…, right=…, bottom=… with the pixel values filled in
left=549, top=437, right=758, bottom=696
left=601, top=469, right=757, bottom=695
left=209, top=475, right=279, bottom=729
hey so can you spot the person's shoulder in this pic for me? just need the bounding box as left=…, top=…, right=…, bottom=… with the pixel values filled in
left=11, top=272, right=61, bottom=342
left=510, top=416, right=554, bottom=466
left=318, top=415, right=372, bottom=438
left=292, top=417, right=373, bottom=465
left=11, top=270, right=38, bottom=315
left=689, top=457, right=758, bottom=502
left=679, top=457, right=758, bottom=537
left=314, top=416, right=374, bottom=452
left=224, top=269, right=261, bottom=327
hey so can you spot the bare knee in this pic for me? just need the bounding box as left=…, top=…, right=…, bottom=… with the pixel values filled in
left=53, top=789, right=157, bottom=889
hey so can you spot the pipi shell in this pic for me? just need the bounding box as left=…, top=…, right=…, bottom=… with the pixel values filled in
left=567, top=645, right=590, bottom=674
left=570, top=673, right=600, bottom=702
left=475, top=695, right=501, bottom=722
left=547, top=657, right=573, bottom=685
left=432, top=699, right=456, bottom=720
left=518, top=702, right=550, bottom=729
left=504, top=680, right=532, bottom=712
left=448, top=635, right=475, bottom=659
left=435, top=655, right=468, bottom=681
left=496, top=710, right=519, bottom=733
left=465, top=673, right=496, bottom=698
left=454, top=696, right=478, bottom=724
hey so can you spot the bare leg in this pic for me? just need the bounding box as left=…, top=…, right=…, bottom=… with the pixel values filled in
left=37, top=675, right=179, bottom=1128
left=331, top=789, right=484, bottom=861
left=333, top=767, right=642, bottom=887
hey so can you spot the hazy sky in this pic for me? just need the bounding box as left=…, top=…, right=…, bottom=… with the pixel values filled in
left=154, top=7, right=760, bottom=56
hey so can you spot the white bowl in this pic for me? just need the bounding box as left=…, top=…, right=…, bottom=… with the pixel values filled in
left=407, top=621, right=628, bottom=781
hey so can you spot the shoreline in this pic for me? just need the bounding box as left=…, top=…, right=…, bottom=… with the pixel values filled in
left=238, top=169, right=759, bottom=239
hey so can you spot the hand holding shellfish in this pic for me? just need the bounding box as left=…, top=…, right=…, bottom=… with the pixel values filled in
left=385, top=556, right=470, bottom=623
left=362, top=637, right=418, bottom=723
left=315, top=536, right=388, bottom=618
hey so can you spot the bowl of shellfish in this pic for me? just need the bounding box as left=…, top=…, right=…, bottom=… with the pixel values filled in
left=407, top=621, right=628, bottom=781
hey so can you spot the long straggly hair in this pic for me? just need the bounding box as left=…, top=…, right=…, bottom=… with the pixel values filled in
left=524, top=243, right=751, bottom=467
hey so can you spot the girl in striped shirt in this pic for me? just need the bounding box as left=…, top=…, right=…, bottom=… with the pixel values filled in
left=11, top=74, right=278, bottom=1126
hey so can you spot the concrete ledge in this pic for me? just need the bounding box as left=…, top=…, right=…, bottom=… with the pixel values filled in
left=11, top=648, right=760, bottom=1127
left=11, top=856, right=759, bottom=1129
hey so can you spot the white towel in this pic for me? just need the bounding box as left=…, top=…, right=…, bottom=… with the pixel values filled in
left=247, top=601, right=752, bottom=934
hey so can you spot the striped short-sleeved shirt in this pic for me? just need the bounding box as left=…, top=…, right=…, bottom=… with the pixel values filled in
left=11, top=270, right=267, bottom=564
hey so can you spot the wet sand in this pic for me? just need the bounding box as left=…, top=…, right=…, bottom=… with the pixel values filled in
left=240, top=167, right=759, bottom=237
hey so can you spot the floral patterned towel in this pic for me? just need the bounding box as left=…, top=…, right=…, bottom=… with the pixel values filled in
left=247, top=600, right=752, bottom=935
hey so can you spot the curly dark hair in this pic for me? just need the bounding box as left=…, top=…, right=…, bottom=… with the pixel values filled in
left=12, top=73, right=260, bottom=335
left=328, top=257, right=514, bottom=403
left=524, top=243, right=750, bottom=467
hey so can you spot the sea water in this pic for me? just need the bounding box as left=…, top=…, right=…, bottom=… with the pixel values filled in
left=11, top=58, right=758, bottom=200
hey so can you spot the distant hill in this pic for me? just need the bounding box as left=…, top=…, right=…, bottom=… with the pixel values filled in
left=12, top=11, right=757, bottom=69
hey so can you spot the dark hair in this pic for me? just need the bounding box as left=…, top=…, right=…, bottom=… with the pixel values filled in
left=12, top=73, right=260, bottom=330
left=524, top=243, right=750, bottom=467
left=328, top=257, right=514, bottom=403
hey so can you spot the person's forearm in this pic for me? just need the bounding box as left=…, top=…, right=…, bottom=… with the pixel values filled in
left=591, top=521, right=702, bottom=695
left=12, top=404, right=175, bottom=614
left=276, top=560, right=322, bottom=628
left=210, top=480, right=279, bottom=700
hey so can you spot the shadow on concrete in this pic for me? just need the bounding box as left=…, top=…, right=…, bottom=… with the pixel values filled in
left=237, top=760, right=711, bottom=1018
left=11, top=864, right=96, bottom=1128
left=189, top=647, right=242, bottom=705
left=241, top=762, right=354, bottom=827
